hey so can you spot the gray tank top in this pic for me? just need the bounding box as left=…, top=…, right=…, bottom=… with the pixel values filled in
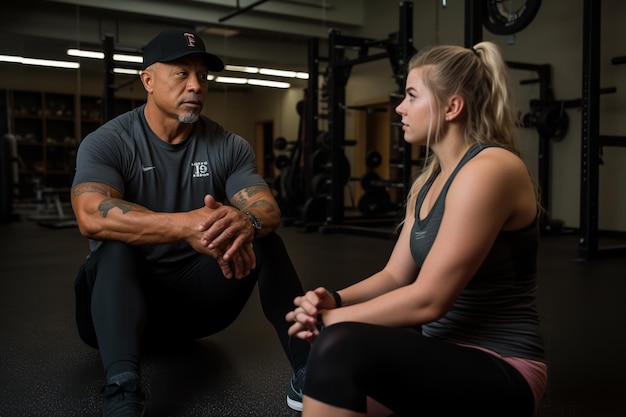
left=410, top=144, right=545, bottom=361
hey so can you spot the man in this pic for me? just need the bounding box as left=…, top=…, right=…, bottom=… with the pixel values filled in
left=71, top=28, right=308, bottom=416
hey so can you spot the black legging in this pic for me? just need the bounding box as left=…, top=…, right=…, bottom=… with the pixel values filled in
left=305, top=322, right=535, bottom=417
left=75, top=233, right=309, bottom=381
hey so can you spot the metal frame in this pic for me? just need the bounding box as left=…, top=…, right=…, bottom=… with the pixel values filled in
left=578, top=0, right=626, bottom=259
left=507, top=61, right=563, bottom=233
left=103, top=35, right=116, bottom=123
left=316, top=1, right=414, bottom=237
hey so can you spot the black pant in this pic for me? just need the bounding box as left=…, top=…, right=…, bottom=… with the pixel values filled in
left=74, top=233, right=309, bottom=380
left=305, top=322, right=535, bottom=417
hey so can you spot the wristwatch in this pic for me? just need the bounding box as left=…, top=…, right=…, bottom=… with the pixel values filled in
left=243, top=211, right=262, bottom=237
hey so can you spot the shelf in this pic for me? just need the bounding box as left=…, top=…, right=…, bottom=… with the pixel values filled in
left=6, top=89, right=145, bottom=202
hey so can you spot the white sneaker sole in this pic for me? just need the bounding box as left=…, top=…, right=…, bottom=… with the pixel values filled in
left=287, top=395, right=303, bottom=411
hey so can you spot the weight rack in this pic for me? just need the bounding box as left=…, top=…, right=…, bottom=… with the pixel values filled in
left=307, top=1, right=416, bottom=239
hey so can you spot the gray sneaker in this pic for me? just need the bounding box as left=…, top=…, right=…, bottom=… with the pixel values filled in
left=286, top=367, right=306, bottom=411
left=101, top=375, right=146, bottom=417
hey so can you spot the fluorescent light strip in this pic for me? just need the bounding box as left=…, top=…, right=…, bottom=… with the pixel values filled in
left=0, top=54, right=79, bottom=69
left=216, top=76, right=290, bottom=89
left=259, top=68, right=296, bottom=78
left=227, top=65, right=307, bottom=80
left=67, top=49, right=309, bottom=80
left=113, top=68, right=140, bottom=75
left=225, top=64, right=259, bottom=74
left=215, top=76, right=248, bottom=84
left=0, top=51, right=296, bottom=87
left=67, top=49, right=104, bottom=59
left=0, top=55, right=22, bottom=64
left=68, top=49, right=142, bottom=64
left=248, top=79, right=290, bottom=88
left=113, top=53, right=143, bottom=63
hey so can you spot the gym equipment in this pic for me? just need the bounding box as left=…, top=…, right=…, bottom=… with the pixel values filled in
left=467, top=2, right=568, bottom=236
left=516, top=64, right=619, bottom=237
left=357, top=169, right=392, bottom=217
left=304, top=2, right=415, bottom=239
left=274, top=155, right=290, bottom=169
left=507, top=62, right=568, bottom=235
left=469, top=0, right=625, bottom=258
left=274, top=136, right=297, bottom=151
left=358, top=188, right=391, bottom=216
left=467, top=0, right=573, bottom=237
left=300, top=195, right=326, bottom=226
left=310, top=173, right=331, bottom=196
left=577, top=0, right=626, bottom=259
left=482, top=0, right=542, bottom=35
left=524, top=104, right=569, bottom=141
left=272, top=99, right=308, bottom=220
left=1, top=133, right=19, bottom=222
left=360, top=172, right=382, bottom=192
left=523, top=86, right=615, bottom=142
left=365, top=151, right=382, bottom=168
left=309, top=148, right=351, bottom=185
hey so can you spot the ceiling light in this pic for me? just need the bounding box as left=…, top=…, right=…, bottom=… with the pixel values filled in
left=68, top=49, right=142, bottom=64
left=65, top=49, right=307, bottom=81
left=67, top=49, right=104, bottom=59
left=0, top=55, right=22, bottom=64
left=1, top=51, right=297, bottom=88
left=113, top=68, right=140, bottom=75
left=215, top=76, right=248, bottom=84
left=225, top=64, right=259, bottom=74
left=259, top=68, right=297, bottom=78
left=113, top=53, right=142, bottom=63
left=0, top=54, right=79, bottom=69
left=248, top=79, right=290, bottom=89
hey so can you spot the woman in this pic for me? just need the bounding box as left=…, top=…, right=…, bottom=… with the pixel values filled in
left=286, top=41, right=547, bottom=417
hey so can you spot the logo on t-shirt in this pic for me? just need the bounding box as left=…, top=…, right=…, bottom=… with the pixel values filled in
left=191, top=161, right=210, bottom=178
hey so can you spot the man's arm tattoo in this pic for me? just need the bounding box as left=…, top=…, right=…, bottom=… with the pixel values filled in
left=71, top=182, right=112, bottom=197
left=230, top=185, right=273, bottom=210
left=231, top=185, right=267, bottom=209
left=98, top=198, right=137, bottom=218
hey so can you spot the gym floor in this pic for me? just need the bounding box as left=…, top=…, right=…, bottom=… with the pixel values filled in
left=1, top=216, right=625, bottom=417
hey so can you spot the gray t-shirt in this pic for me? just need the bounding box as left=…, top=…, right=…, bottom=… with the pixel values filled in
left=72, top=104, right=266, bottom=262
left=410, top=144, right=545, bottom=362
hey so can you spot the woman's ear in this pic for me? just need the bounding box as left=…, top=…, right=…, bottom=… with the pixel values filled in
left=444, top=95, right=465, bottom=121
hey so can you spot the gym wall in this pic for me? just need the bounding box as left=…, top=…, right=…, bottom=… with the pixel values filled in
left=356, top=0, right=626, bottom=233
left=1, top=0, right=624, bottom=232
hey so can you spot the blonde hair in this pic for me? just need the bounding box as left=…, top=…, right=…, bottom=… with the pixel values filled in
left=404, top=41, right=521, bottom=213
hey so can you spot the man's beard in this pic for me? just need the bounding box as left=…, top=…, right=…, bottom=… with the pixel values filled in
left=179, top=110, right=199, bottom=124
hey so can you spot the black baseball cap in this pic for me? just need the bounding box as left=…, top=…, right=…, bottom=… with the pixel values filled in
left=142, top=28, right=224, bottom=71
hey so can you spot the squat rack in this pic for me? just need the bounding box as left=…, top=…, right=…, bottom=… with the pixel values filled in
left=307, top=1, right=416, bottom=238
left=578, top=0, right=626, bottom=259
left=466, top=0, right=626, bottom=258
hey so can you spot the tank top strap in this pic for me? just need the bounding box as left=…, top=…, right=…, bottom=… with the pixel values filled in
left=416, top=144, right=495, bottom=212
left=440, top=143, right=493, bottom=196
